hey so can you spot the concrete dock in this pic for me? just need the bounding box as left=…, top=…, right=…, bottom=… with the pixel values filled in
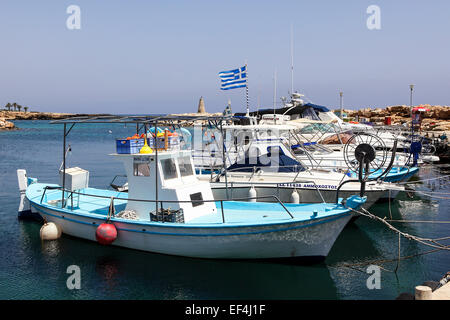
left=416, top=281, right=450, bottom=300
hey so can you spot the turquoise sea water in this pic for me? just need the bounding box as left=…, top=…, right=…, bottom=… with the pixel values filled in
left=0, top=120, right=448, bottom=300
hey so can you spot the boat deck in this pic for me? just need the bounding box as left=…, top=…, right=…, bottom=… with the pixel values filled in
left=27, top=183, right=351, bottom=226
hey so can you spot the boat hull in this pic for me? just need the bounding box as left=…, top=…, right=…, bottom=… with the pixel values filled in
left=30, top=202, right=351, bottom=260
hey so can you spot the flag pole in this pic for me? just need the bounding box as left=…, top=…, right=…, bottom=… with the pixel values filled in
left=245, top=63, right=249, bottom=115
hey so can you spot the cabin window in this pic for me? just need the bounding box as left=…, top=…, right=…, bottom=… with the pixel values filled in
left=179, top=156, right=193, bottom=177
left=190, top=192, right=204, bottom=207
left=161, top=158, right=178, bottom=180
left=133, top=163, right=150, bottom=176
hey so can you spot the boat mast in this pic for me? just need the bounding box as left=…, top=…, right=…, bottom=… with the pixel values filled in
left=273, top=68, right=277, bottom=115
left=154, top=121, right=159, bottom=213
left=62, top=123, right=66, bottom=207
left=290, top=23, right=294, bottom=95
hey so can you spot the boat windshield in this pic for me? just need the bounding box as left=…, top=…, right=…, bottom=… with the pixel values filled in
left=299, top=123, right=338, bottom=134
left=292, top=142, right=334, bottom=155
left=179, top=156, right=194, bottom=177
left=299, top=107, right=321, bottom=121
left=161, top=158, right=178, bottom=180
left=227, top=147, right=306, bottom=173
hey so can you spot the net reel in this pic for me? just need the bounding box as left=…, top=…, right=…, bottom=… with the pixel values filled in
left=343, top=133, right=388, bottom=179
left=340, top=133, right=392, bottom=199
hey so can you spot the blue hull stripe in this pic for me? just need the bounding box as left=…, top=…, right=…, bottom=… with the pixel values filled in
left=30, top=202, right=350, bottom=237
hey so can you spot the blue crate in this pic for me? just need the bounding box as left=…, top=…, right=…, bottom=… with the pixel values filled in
left=116, top=139, right=145, bottom=154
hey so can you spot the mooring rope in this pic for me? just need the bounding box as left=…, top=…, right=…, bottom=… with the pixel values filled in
left=349, top=207, right=450, bottom=251
left=386, top=220, right=450, bottom=224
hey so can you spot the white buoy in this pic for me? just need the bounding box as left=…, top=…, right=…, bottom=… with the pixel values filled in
left=290, top=189, right=300, bottom=204
left=415, top=285, right=433, bottom=300
left=248, top=186, right=257, bottom=202
left=40, top=222, right=62, bottom=240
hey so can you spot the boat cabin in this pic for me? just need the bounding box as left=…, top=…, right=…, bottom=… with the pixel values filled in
left=113, top=149, right=216, bottom=222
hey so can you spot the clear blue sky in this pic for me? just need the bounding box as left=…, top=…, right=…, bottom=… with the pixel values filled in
left=0, top=0, right=449, bottom=114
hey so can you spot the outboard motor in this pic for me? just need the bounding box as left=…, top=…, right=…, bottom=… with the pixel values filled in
left=409, top=140, right=422, bottom=167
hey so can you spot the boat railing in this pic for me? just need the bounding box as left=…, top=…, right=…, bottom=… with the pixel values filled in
left=224, top=179, right=326, bottom=204
left=39, top=185, right=295, bottom=222
left=211, top=167, right=327, bottom=204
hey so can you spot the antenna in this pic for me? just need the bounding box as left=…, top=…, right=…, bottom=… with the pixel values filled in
left=273, top=68, right=277, bottom=114
left=290, top=23, right=294, bottom=94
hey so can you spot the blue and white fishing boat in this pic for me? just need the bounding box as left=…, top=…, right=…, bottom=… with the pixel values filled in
left=17, top=116, right=367, bottom=261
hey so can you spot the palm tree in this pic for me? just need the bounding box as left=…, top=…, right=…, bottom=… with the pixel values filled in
left=17, top=105, right=22, bottom=112
left=24, top=106, right=28, bottom=113
left=5, top=103, right=11, bottom=111
left=12, top=103, right=17, bottom=111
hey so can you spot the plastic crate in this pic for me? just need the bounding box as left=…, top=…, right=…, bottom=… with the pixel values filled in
left=116, top=139, right=145, bottom=154
left=150, top=208, right=184, bottom=223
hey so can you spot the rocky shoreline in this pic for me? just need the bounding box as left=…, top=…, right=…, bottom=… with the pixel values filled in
left=1, top=105, right=450, bottom=131
left=0, top=111, right=110, bottom=130
left=337, top=104, right=450, bottom=132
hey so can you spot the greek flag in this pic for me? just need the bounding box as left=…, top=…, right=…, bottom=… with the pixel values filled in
left=219, top=65, right=247, bottom=90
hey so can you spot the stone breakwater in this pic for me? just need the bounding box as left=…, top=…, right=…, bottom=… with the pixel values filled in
left=0, top=111, right=111, bottom=130
left=1, top=111, right=76, bottom=120
left=0, top=118, right=15, bottom=130
left=337, top=105, right=450, bottom=131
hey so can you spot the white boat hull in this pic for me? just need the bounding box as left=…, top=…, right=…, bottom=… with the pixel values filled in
left=31, top=203, right=351, bottom=260
left=209, top=183, right=384, bottom=209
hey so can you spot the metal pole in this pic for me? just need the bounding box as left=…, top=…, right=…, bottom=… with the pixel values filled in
left=245, top=63, right=249, bottom=114
left=290, top=23, right=294, bottom=94
left=410, top=84, right=414, bottom=109
left=339, top=91, right=344, bottom=120
left=273, top=69, right=277, bottom=116
left=220, top=200, right=225, bottom=223
left=410, top=84, right=414, bottom=135
left=62, top=123, right=66, bottom=208
left=154, top=121, right=159, bottom=213
left=219, top=121, right=229, bottom=199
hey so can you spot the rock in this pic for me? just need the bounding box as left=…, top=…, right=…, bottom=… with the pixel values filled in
left=438, top=108, right=450, bottom=120
left=387, top=105, right=410, bottom=115
left=0, top=117, right=15, bottom=130
left=370, top=116, right=385, bottom=123
left=333, top=105, right=450, bottom=125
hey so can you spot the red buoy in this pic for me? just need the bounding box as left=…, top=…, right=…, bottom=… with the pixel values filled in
left=96, top=223, right=117, bottom=245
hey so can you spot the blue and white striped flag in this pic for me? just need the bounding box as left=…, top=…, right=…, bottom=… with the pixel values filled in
left=219, top=65, right=247, bottom=90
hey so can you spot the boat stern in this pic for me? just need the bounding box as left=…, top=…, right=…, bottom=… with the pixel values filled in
left=17, top=169, right=43, bottom=221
